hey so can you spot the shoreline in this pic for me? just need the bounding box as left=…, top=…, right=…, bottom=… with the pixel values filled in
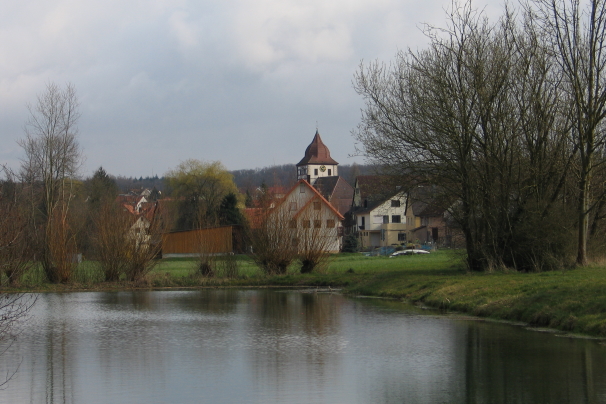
left=5, top=252, right=606, bottom=338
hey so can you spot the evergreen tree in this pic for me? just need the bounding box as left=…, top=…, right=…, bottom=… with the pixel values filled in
left=219, top=193, right=244, bottom=226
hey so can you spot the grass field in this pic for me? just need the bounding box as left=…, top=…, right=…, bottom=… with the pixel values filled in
left=8, top=250, right=606, bottom=337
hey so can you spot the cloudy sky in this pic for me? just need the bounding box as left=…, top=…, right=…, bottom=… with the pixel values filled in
left=0, top=0, right=500, bottom=178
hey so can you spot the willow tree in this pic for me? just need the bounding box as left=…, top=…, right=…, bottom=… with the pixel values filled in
left=165, top=159, right=239, bottom=230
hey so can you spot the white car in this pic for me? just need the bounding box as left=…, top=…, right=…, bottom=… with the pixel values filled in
left=389, top=249, right=430, bottom=257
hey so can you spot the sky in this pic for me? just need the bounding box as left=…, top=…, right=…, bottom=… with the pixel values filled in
left=0, top=0, right=501, bottom=178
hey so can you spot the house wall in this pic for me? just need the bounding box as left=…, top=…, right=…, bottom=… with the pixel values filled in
left=354, top=193, right=407, bottom=249
left=278, top=182, right=343, bottom=253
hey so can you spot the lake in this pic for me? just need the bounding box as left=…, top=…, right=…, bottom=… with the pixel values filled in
left=1, top=290, right=605, bottom=404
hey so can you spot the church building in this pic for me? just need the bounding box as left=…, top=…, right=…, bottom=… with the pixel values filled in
left=296, top=130, right=354, bottom=217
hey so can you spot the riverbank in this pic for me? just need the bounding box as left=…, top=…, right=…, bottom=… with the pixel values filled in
left=7, top=251, right=606, bottom=337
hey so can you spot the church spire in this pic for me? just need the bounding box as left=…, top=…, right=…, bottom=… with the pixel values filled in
left=296, top=130, right=339, bottom=167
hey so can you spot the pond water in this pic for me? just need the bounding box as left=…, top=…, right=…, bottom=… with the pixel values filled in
left=1, top=290, right=605, bottom=404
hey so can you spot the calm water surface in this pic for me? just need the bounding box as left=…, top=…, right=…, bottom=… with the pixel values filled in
left=1, top=290, right=605, bottom=404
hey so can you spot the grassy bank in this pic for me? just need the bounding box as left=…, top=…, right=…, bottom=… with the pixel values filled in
left=8, top=250, right=606, bottom=337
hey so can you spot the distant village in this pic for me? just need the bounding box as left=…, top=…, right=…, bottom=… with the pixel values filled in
left=116, top=130, right=461, bottom=257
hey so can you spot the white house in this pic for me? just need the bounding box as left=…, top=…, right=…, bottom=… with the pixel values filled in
left=351, top=176, right=408, bottom=249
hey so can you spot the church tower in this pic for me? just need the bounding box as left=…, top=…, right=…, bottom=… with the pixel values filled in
left=296, top=130, right=338, bottom=184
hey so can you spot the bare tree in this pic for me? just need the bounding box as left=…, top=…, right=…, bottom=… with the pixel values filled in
left=0, top=167, right=33, bottom=286
left=19, top=82, right=83, bottom=282
left=93, top=200, right=164, bottom=283
left=354, top=1, right=574, bottom=271
left=296, top=211, right=335, bottom=274
left=530, top=0, right=606, bottom=265
left=247, top=202, right=298, bottom=275
left=93, top=201, right=131, bottom=282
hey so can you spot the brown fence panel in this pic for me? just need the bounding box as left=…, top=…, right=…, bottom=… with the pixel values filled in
left=162, top=227, right=233, bottom=254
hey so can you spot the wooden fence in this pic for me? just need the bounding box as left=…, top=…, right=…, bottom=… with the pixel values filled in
left=162, top=226, right=235, bottom=257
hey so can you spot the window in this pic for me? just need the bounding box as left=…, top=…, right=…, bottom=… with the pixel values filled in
left=314, top=220, right=322, bottom=228
left=392, top=215, right=401, bottom=223
left=326, top=219, right=335, bottom=228
left=373, top=215, right=383, bottom=224
left=289, top=219, right=297, bottom=229
left=383, top=215, right=389, bottom=224
left=314, top=169, right=318, bottom=175
left=303, top=220, right=311, bottom=228
left=313, top=201, right=321, bottom=210
left=391, top=200, right=401, bottom=207
left=300, top=183, right=306, bottom=193
left=328, top=169, right=332, bottom=176
left=398, top=233, right=406, bottom=242
left=289, top=202, right=297, bottom=211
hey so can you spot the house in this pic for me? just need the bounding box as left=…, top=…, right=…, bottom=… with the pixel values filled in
left=405, top=193, right=462, bottom=248
left=351, top=176, right=408, bottom=249
left=247, top=179, right=345, bottom=253
left=406, top=201, right=446, bottom=245
left=116, top=194, right=148, bottom=214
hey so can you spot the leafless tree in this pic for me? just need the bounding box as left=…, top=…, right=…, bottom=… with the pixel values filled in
left=247, top=202, right=298, bottom=275
left=354, top=1, right=574, bottom=271
left=529, top=0, right=606, bottom=265
left=296, top=211, right=335, bottom=274
left=0, top=167, right=33, bottom=286
left=92, top=201, right=131, bottom=282
left=92, top=201, right=164, bottom=282
left=19, top=82, right=83, bottom=282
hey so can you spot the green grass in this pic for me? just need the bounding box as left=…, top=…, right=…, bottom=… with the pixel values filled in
left=7, top=250, right=606, bottom=337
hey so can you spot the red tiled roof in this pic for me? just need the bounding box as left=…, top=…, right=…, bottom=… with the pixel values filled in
left=296, top=130, right=339, bottom=166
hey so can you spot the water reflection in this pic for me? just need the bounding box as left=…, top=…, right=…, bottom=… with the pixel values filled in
left=0, top=290, right=604, bottom=404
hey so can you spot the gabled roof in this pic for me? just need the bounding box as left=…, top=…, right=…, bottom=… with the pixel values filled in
left=313, top=176, right=340, bottom=198
left=411, top=200, right=445, bottom=217
left=408, top=186, right=448, bottom=217
left=355, top=176, right=394, bottom=202
left=313, top=176, right=354, bottom=216
left=353, top=175, right=405, bottom=213
left=296, top=130, right=339, bottom=166
left=280, top=179, right=345, bottom=220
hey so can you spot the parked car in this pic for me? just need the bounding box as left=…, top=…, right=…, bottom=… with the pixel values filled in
left=389, top=249, right=430, bottom=258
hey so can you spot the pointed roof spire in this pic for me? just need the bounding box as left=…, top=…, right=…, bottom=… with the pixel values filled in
left=296, top=130, right=339, bottom=166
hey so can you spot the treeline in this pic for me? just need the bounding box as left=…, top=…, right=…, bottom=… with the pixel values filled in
left=109, top=163, right=375, bottom=195
left=355, top=0, right=606, bottom=272
left=113, top=175, right=165, bottom=193
left=231, top=162, right=375, bottom=191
